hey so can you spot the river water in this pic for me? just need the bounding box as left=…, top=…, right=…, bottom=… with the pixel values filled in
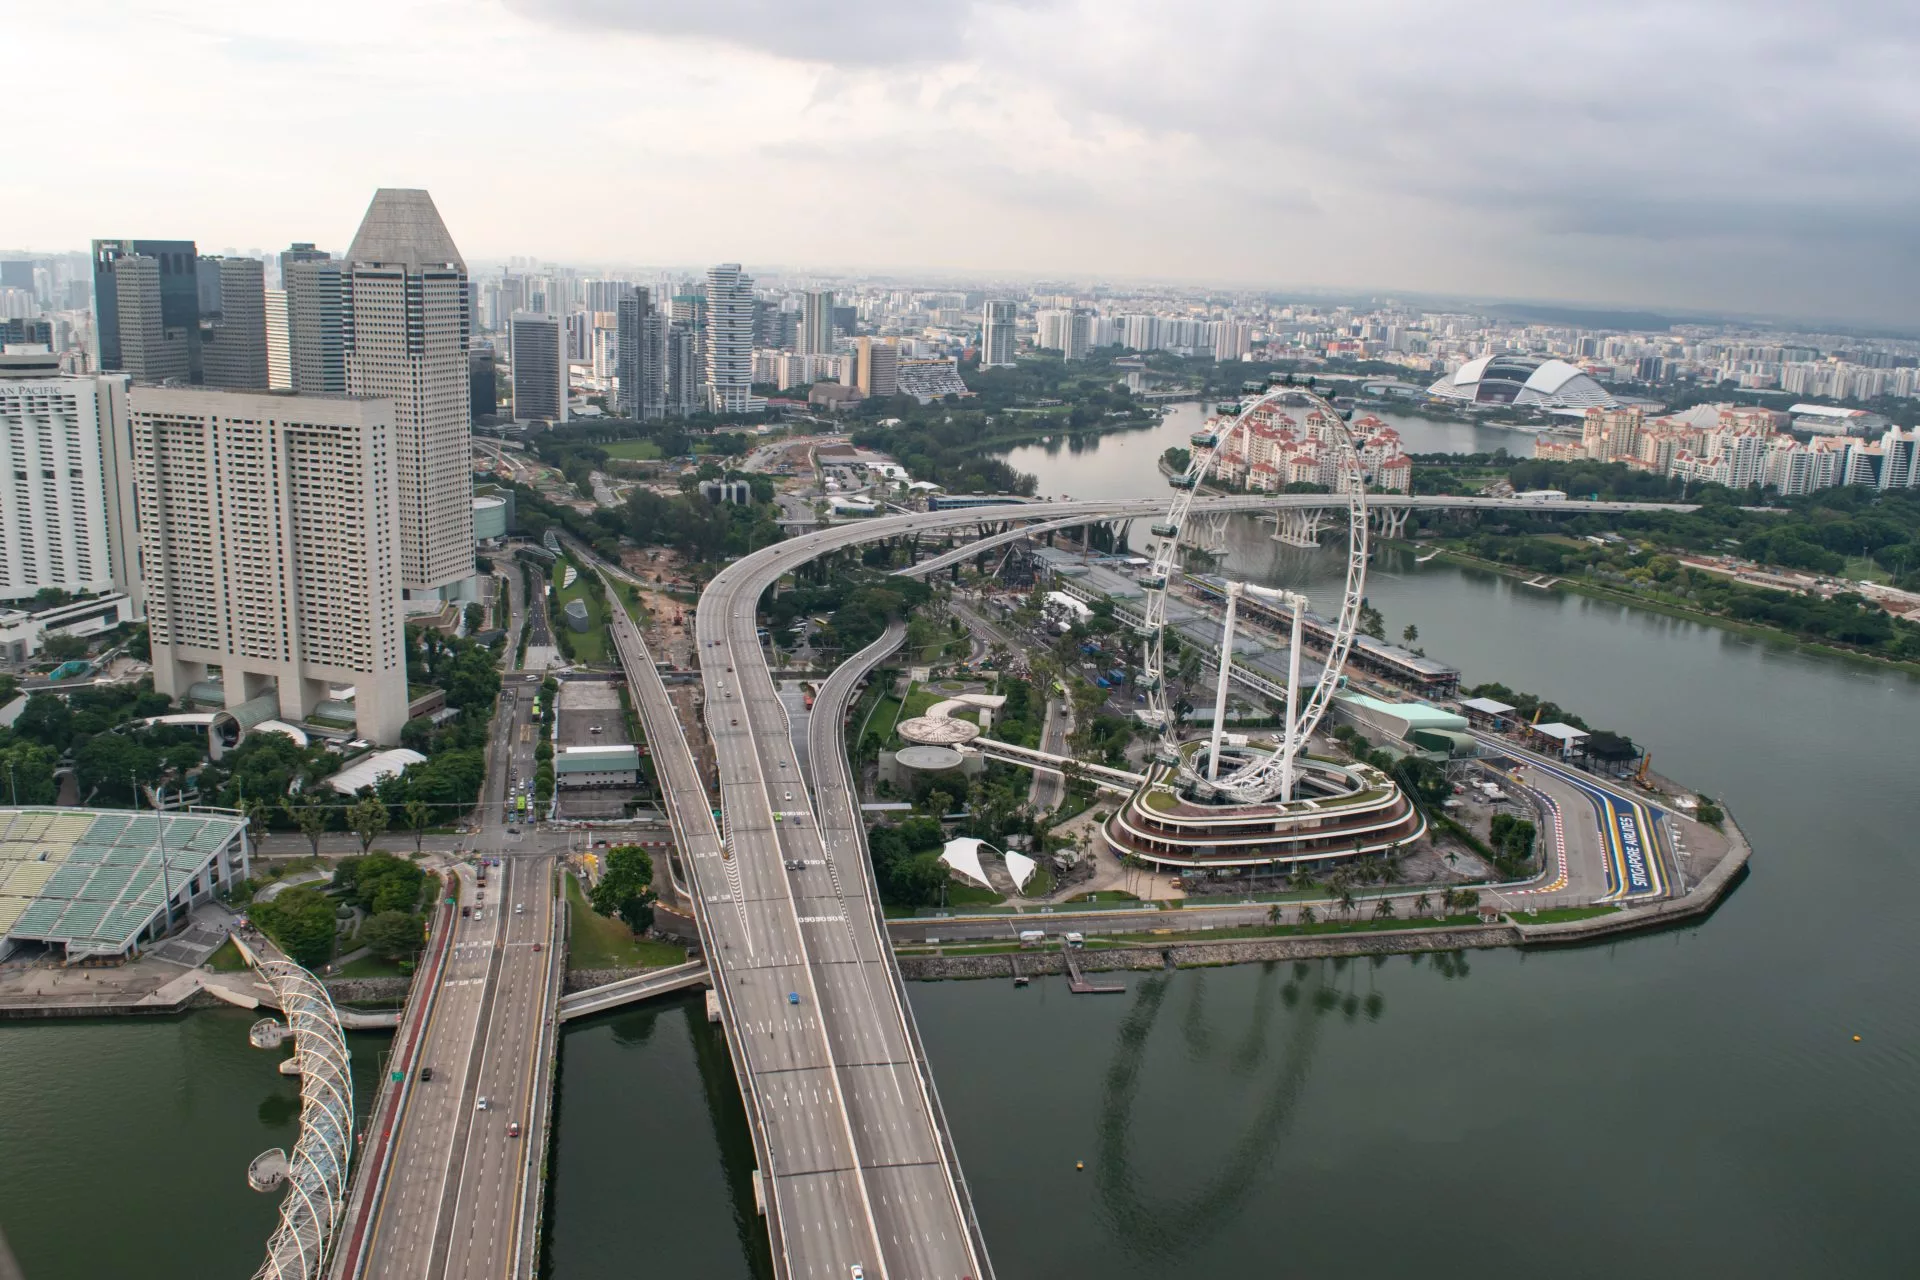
left=996, top=402, right=1533, bottom=502
left=7, top=425, right=1920, bottom=1277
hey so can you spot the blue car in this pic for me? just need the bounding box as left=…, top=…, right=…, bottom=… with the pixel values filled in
left=788, top=992, right=800, bottom=1005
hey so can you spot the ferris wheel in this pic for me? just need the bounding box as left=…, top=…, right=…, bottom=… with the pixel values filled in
left=1138, top=384, right=1370, bottom=804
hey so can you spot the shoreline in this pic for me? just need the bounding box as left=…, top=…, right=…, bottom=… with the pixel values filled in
left=1429, top=545, right=1920, bottom=676
left=896, top=809, right=1752, bottom=980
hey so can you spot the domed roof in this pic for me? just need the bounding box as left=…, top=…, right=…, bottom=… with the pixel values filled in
left=1428, top=354, right=1615, bottom=410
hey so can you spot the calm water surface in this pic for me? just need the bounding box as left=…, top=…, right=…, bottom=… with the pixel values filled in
left=997, top=401, right=1533, bottom=501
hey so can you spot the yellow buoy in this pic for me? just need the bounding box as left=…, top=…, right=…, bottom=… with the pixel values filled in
left=1854, top=1034, right=1862, bottom=1042
left=1075, top=1161, right=1084, bottom=1171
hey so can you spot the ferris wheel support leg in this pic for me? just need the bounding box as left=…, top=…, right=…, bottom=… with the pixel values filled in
left=1207, top=584, right=1240, bottom=781
left=1281, top=600, right=1304, bottom=800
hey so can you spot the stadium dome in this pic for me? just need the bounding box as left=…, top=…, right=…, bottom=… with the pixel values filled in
left=1426, top=354, right=1616, bottom=410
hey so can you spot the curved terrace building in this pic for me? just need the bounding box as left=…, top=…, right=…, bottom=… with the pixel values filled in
left=1106, top=745, right=1425, bottom=871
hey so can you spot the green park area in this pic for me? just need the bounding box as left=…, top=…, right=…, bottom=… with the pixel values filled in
left=601, top=439, right=664, bottom=461
left=565, top=873, right=684, bottom=969
left=551, top=557, right=611, bottom=664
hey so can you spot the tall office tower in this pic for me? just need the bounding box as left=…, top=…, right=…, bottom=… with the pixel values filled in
left=0, top=352, right=140, bottom=607
left=197, top=256, right=268, bottom=390
left=92, top=239, right=201, bottom=384
left=703, top=263, right=756, bottom=414
left=285, top=257, right=346, bottom=393
left=280, top=242, right=330, bottom=278
left=343, top=188, right=473, bottom=600
left=127, top=386, right=407, bottom=742
left=0, top=319, right=54, bottom=349
left=800, top=290, right=835, bottom=355
left=509, top=311, right=567, bottom=423
left=751, top=300, right=787, bottom=350
left=564, top=311, right=592, bottom=362
left=0, top=262, right=32, bottom=291
left=615, top=288, right=665, bottom=419
left=856, top=336, right=899, bottom=399
left=264, top=289, right=291, bottom=389
left=832, top=304, right=857, bottom=340
left=981, top=299, right=1017, bottom=368
left=469, top=349, right=497, bottom=422
left=665, top=323, right=701, bottom=416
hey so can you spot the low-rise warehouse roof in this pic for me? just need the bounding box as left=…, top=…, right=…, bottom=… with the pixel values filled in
left=325, top=748, right=427, bottom=794
left=555, top=745, right=639, bottom=773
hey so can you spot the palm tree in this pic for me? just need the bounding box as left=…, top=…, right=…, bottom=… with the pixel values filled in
left=404, top=800, right=432, bottom=856
left=1299, top=904, right=1317, bottom=926
left=1373, top=896, right=1396, bottom=921
left=1267, top=903, right=1284, bottom=926
left=1337, top=885, right=1357, bottom=921
left=1413, top=891, right=1433, bottom=919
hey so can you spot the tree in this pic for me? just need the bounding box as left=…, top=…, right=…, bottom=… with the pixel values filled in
left=464, top=601, right=485, bottom=634
left=1695, top=798, right=1724, bottom=826
left=348, top=795, right=390, bottom=854
left=1299, top=903, right=1317, bottom=926
left=359, top=909, right=425, bottom=962
left=40, top=633, right=91, bottom=662
left=286, top=795, right=331, bottom=858
left=404, top=800, right=432, bottom=855
left=1373, top=896, right=1396, bottom=920
left=241, top=797, right=272, bottom=851
left=590, top=845, right=658, bottom=933
left=252, top=885, right=336, bottom=968
left=1401, top=624, right=1418, bottom=646
left=1413, top=891, right=1433, bottom=919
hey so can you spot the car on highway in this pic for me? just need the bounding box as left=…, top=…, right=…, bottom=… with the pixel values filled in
left=419, top=1066, right=434, bottom=1082
left=476, top=1096, right=488, bottom=1110
left=788, top=991, right=800, bottom=1005
left=507, top=1122, right=521, bottom=1138
left=850, top=1267, right=864, bottom=1280
left=461, top=906, right=471, bottom=918
left=515, top=903, right=524, bottom=914
left=533, top=941, right=543, bottom=952
left=785, top=859, right=804, bottom=870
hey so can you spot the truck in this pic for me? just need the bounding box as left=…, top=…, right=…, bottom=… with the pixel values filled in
left=1018, top=929, right=1046, bottom=947
left=1064, top=931, right=1085, bottom=949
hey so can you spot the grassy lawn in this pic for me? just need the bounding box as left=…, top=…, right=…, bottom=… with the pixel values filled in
left=565, top=874, right=686, bottom=969
left=206, top=939, right=250, bottom=972
left=602, top=439, right=663, bottom=461
left=333, top=954, right=411, bottom=979
left=1066, top=889, right=1141, bottom=904
left=1142, top=790, right=1179, bottom=812
left=551, top=558, right=610, bottom=664
left=946, top=883, right=1006, bottom=907
left=1513, top=905, right=1620, bottom=925
left=1843, top=556, right=1891, bottom=585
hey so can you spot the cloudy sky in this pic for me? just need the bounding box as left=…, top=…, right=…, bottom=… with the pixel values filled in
left=12, top=0, right=1919, bottom=323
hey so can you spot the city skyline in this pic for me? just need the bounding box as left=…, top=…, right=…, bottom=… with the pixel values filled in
left=9, top=1, right=1920, bottom=326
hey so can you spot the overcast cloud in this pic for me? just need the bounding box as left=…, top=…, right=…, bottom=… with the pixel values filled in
left=8, top=0, right=1920, bottom=322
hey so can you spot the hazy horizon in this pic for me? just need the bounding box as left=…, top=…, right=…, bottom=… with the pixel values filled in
left=12, top=0, right=1919, bottom=326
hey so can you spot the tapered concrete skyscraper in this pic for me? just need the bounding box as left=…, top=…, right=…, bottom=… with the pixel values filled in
left=344, top=189, right=473, bottom=601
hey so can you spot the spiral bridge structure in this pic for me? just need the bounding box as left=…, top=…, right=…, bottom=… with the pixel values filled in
left=244, top=950, right=355, bottom=1280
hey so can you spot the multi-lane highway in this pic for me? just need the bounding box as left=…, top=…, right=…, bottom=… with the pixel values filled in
left=343, top=671, right=561, bottom=1280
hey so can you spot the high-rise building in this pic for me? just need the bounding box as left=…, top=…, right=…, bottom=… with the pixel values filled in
left=344, top=188, right=473, bottom=599
left=92, top=239, right=201, bottom=384
left=0, top=319, right=54, bottom=349
left=197, top=256, right=268, bottom=390
left=128, top=386, right=407, bottom=742
left=0, top=353, right=140, bottom=606
left=279, top=242, right=330, bottom=280
left=615, top=288, right=664, bottom=419
left=285, top=257, right=346, bottom=394
left=981, top=299, right=1016, bottom=368
left=469, top=349, right=497, bottom=422
left=0, top=262, right=32, bottom=291
left=665, top=324, right=701, bottom=417
left=264, top=289, right=291, bottom=389
left=509, top=311, right=567, bottom=423
left=703, top=263, right=757, bottom=414
left=801, top=290, right=836, bottom=356
left=856, top=336, right=899, bottom=399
